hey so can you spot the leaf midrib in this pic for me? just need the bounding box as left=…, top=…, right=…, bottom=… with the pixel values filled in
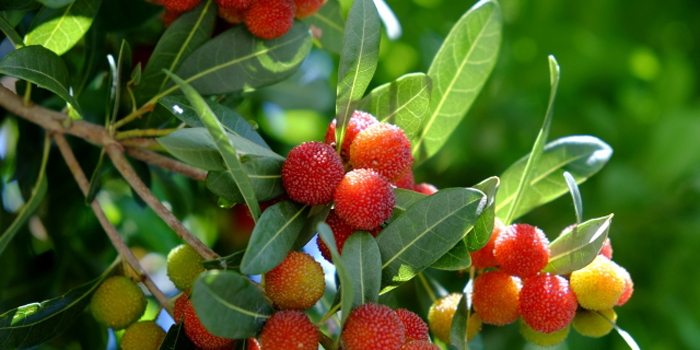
left=379, top=80, right=430, bottom=123
left=244, top=205, right=307, bottom=266
left=199, top=280, right=270, bottom=319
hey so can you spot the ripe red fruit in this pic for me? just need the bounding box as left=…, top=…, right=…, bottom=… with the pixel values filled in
left=215, top=0, right=253, bottom=10
left=183, top=298, right=236, bottom=350
left=244, top=0, right=295, bottom=39
left=334, top=169, right=396, bottom=230
left=349, top=123, right=414, bottom=182
left=218, top=6, right=246, bottom=24
left=401, top=340, right=440, bottom=350
left=395, top=309, right=429, bottom=343
left=247, top=338, right=261, bottom=350
left=264, top=251, right=325, bottom=310
left=472, top=271, right=521, bottom=325
left=161, top=10, right=182, bottom=28
left=293, top=0, right=326, bottom=18
left=160, top=0, right=201, bottom=12
left=316, top=210, right=381, bottom=262
left=282, top=142, right=344, bottom=206
left=414, top=183, right=437, bottom=195
left=258, top=310, right=319, bottom=350
left=342, top=303, right=406, bottom=350
left=393, top=170, right=415, bottom=190
left=519, top=273, right=578, bottom=334
left=616, top=265, right=634, bottom=306
left=324, top=111, right=378, bottom=158
left=599, top=237, right=613, bottom=259
left=494, top=224, right=550, bottom=278
left=470, top=218, right=505, bottom=269
left=173, top=290, right=190, bottom=323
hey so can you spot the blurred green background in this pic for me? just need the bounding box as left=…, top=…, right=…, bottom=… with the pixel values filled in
left=1, top=0, right=699, bottom=349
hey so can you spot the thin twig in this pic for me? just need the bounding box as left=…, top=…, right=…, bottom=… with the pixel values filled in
left=318, top=331, right=337, bottom=350
left=116, top=128, right=178, bottom=140
left=112, top=103, right=155, bottom=129
left=125, top=148, right=207, bottom=182
left=23, top=82, right=31, bottom=107
left=53, top=133, right=174, bottom=316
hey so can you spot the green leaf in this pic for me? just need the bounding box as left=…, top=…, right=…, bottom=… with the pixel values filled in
left=335, top=0, right=380, bottom=152
left=160, top=96, right=268, bottom=148
left=597, top=311, right=641, bottom=350
left=500, top=56, right=561, bottom=225
left=36, top=0, right=75, bottom=8
left=468, top=176, right=499, bottom=251
left=0, top=134, right=49, bottom=257
left=0, top=15, right=23, bottom=47
left=206, top=156, right=284, bottom=204
left=170, top=22, right=312, bottom=96
left=431, top=239, right=472, bottom=271
left=191, top=270, right=273, bottom=339
left=135, top=0, right=217, bottom=106
left=412, top=0, right=502, bottom=163
left=159, top=322, right=196, bottom=350
left=85, top=148, right=105, bottom=204
left=377, top=188, right=487, bottom=293
left=358, top=73, right=432, bottom=141
left=563, top=171, right=583, bottom=224
left=301, top=0, right=344, bottom=54
left=202, top=250, right=245, bottom=271
left=24, top=0, right=101, bottom=55
left=0, top=45, right=82, bottom=115
left=450, top=293, right=470, bottom=350
left=342, top=231, right=382, bottom=308
left=495, top=135, right=612, bottom=222
left=107, top=39, right=132, bottom=125
left=318, top=222, right=354, bottom=327
left=0, top=0, right=39, bottom=11
left=292, top=204, right=331, bottom=251
left=157, top=127, right=283, bottom=171
left=390, top=188, right=426, bottom=221
left=240, top=201, right=310, bottom=275
left=543, top=214, right=613, bottom=275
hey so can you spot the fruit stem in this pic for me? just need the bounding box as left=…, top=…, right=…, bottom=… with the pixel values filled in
left=417, top=272, right=437, bottom=303
left=318, top=303, right=342, bottom=325
left=22, top=81, right=31, bottom=107
left=318, top=330, right=337, bottom=350
left=115, top=128, right=179, bottom=140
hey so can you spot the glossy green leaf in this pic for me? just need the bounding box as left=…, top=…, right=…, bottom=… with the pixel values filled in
left=543, top=214, right=613, bottom=275
left=495, top=135, right=613, bottom=222
left=202, top=250, right=245, bottom=271
left=335, top=0, right=380, bottom=152
left=191, top=270, right=273, bottom=339
left=450, top=293, right=470, bottom=350
left=107, top=39, right=132, bottom=125
left=158, top=322, right=196, bottom=350
left=171, top=22, right=312, bottom=96
left=390, top=188, right=426, bottom=221
left=318, top=222, right=354, bottom=327
left=301, top=0, right=344, bottom=54
left=358, top=72, right=432, bottom=141
left=36, top=0, right=75, bottom=8
left=412, top=0, right=501, bottom=163
left=135, top=0, right=216, bottom=106
left=240, top=201, right=309, bottom=275
left=24, top=0, right=101, bottom=55
left=563, top=171, right=583, bottom=224
left=0, top=45, right=82, bottom=115
left=342, top=231, right=382, bottom=307
left=377, top=188, right=487, bottom=293
left=0, top=15, right=23, bottom=47
left=431, top=239, right=472, bottom=271
left=292, top=204, right=331, bottom=251
left=468, top=176, right=499, bottom=251
left=206, top=156, right=284, bottom=204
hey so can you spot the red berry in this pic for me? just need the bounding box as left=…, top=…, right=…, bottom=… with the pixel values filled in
left=161, top=10, right=182, bottom=28
left=401, top=340, right=440, bottom=350
left=349, top=123, right=414, bottom=182
left=472, top=271, right=521, bottom=326
left=317, top=210, right=382, bottom=262
left=160, top=0, right=201, bottom=12
left=282, top=142, right=344, bottom=206
left=395, top=309, right=429, bottom=343
left=599, top=237, right=613, bottom=259
left=470, top=218, right=505, bottom=269
left=324, top=111, right=379, bottom=158
left=334, top=169, right=396, bottom=230
left=258, top=310, right=319, bottom=350
left=218, top=6, right=246, bottom=24
left=173, top=290, right=190, bottom=323
left=215, top=0, right=253, bottom=10
left=494, top=224, right=550, bottom=279
left=615, top=265, right=634, bottom=306
left=264, top=251, right=325, bottom=310
left=183, top=298, right=236, bottom=350
left=413, top=183, right=437, bottom=195
left=519, top=273, right=578, bottom=334
left=342, top=303, right=406, bottom=350
left=244, top=0, right=295, bottom=39
left=392, top=170, right=415, bottom=190
left=293, top=0, right=326, bottom=18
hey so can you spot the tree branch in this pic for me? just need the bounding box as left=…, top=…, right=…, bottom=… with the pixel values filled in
left=125, top=148, right=207, bottom=182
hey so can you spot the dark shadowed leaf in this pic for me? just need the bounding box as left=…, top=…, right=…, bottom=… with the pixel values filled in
left=85, top=148, right=105, bottom=204
left=302, top=0, right=344, bottom=54
left=206, top=156, right=283, bottom=204
left=318, top=222, right=354, bottom=327
left=202, top=250, right=245, bottom=271
left=450, top=293, right=469, bottom=350
left=24, top=0, right=101, bottom=55
left=342, top=231, right=382, bottom=307
left=0, top=0, right=39, bottom=10
left=543, top=214, right=613, bottom=275
left=158, top=322, right=196, bottom=350
left=468, top=176, right=499, bottom=251
left=36, top=0, right=75, bottom=8
left=292, top=204, right=331, bottom=250
left=0, top=16, right=23, bottom=47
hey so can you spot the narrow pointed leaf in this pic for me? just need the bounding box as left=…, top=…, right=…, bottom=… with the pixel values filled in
left=342, top=231, right=382, bottom=307
left=0, top=16, right=23, bottom=47
left=24, top=0, right=101, bottom=55
left=292, top=204, right=331, bottom=250
left=202, top=250, right=245, bottom=271
left=240, top=201, right=310, bottom=274
left=377, top=188, right=487, bottom=293
left=191, top=270, right=273, bottom=339
left=450, top=293, right=469, bottom=350
left=596, top=311, right=641, bottom=350
left=318, top=222, right=354, bottom=327
left=85, top=148, right=105, bottom=204
left=468, top=176, right=499, bottom=251
left=302, top=0, right=344, bottom=54
left=543, top=214, right=613, bottom=275
left=206, top=156, right=284, bottom=204
left=412, top=0, right=501, bottom=162
left=108, top=40, right=132, bottom=125
left=563, top=171, right=583, bottom=224
left=158, top=323, right=196, bottom=350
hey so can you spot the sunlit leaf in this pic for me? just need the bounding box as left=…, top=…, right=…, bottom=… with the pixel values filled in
left=24, top=0, right=101, bottom=55
left=342, top=231, right=382, bottom=307
left=544, top=214, right=613, bottom=275
left=302, top=0, right=344, bottom=54
left=318, top=222, right=354, bottom=327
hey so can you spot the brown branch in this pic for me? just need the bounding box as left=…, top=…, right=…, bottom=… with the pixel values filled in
left=126, top=148, right=207, bottom=182
left=53, top=133, right=174, bottom=316
left=318, top=331, right=337, bottom=350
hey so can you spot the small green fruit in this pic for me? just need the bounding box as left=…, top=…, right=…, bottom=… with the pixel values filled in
left=121, top=321, right=166, bottom=350
left=91, top=276, right=146, bottom=329
left=167, top=244, right=205, bottom=291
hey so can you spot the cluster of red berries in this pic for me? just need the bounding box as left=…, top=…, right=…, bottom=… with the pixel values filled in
left=155, top=0, right=326, bottom=39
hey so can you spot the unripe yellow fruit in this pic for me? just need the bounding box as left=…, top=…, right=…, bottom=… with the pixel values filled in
left=427, top=293, right=461, bottom=343
left=519, top=319, right=569, bottom=347
left=467, top=313, right=482, bottom=342
left=91, top=276, right=147, bottom=329
left=570, top=256, right=625, bottom=311
left=167, top=244, right=205, bottom=291
left=572, top=308, right=617, bottom=338
left=121, top=321, right=166, bottom=350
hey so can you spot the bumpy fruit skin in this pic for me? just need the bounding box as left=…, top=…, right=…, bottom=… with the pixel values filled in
left=317, top=210, right=382, bottom=262
left=342, top=303, right=406, bottom=350
left=244, top=0, right=295, bottom=39
left=247, top=338, right=261, bottom=350
left=494, top=224, right=550, bottom=279
left=414, top=183, right=438, bottom=195
left=393, top=170, right=415, bottom=190
left=470, top=218, right=505, bottom=269
left=349, top=123, right=414, bottom=182
left=215, top=0, right=253, bottom=10
left=519, top=273, right=577, bottom=334
left=570, top=255, right=625, bottom=311
left=264, top=251, right=325, bottom=310
left=160, top=0, right=201, bottom=12
left=91, top=276, right=147, bottom=330
left=334, top=169, right=396, bottom=230
left=615, top=265, right=634, bottom=306
left=218, top=6, right=245, bottom=24
left=467, top=313, right=482, bottom=342
left=121, top=321, right=166, bottom=350
left=599, top=237, right=613, bottom=259
left=294, top=0, right=326, bottom=18
left=401, top=340, right=440, bottom=350
left=183, top=299, right=236, bottom=350
left=167, top=244, right=205, bottom=291
left=395, top=309, right=429, bottom=343
left=572, top=308, right=616, bottom=338
left=259, top=310, right=319, bottom=350
left=324, top=111, right=378, bottom=158
left=173, top=290, right=190, bottom=323
left=519, top=319, right=570, bottom=347
left=427, top=293, right=461, bottom=344
left=472, top=271, right=521, bottom=325
left=282, top=142, right=344, bottom=206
